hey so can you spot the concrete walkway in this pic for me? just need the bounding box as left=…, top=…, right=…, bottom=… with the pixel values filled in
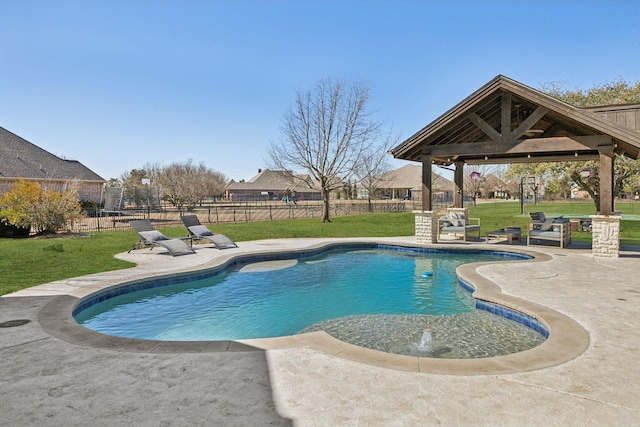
left=2, top=237, right=640, bottom=425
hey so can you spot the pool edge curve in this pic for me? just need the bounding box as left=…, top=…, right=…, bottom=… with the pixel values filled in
left=37, top=239, right=590, bottom=376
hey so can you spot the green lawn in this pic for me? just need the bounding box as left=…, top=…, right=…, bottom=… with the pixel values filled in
left=468, top=200, right=640, bottom=245
left=1, top=202, right=639, bottom=296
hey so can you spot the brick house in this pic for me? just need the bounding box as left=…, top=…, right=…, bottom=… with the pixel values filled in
left=225, top=169, right=322, bottom=202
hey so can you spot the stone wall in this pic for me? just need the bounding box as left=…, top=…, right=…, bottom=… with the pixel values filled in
left=591, top=215, right=620, bottom=258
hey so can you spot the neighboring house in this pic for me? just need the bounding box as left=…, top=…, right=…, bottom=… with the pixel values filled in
left=373, top=164, right=454, bottom=202
left=479, top=174, right=511, bottom=199
left=225, top=169, right=322, bottom=202
left=0, top=127, right=105, bottom=201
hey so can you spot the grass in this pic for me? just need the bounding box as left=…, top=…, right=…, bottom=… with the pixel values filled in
left=0, top=213, right=414, bottom=296
left=1, top=202, right=639, bottom=296
left=468, top=200, right=640, bottom=245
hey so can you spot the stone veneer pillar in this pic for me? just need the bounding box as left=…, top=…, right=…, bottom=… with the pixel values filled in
left=414, top=211, right=438, bottom=244
left=591, top=215, right=620, bottom=258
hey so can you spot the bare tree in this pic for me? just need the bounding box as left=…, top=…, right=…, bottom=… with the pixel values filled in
left=157, top=160, right=228, bottom=210
left=464, top=165, right=501, bottom=206
left=352, top=130, right=399, bottom=210
left=267, top=78, right=381, bottom=222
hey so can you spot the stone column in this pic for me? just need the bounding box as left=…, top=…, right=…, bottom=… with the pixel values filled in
left=414, top=211, right=438, bottom=244
left=591, top=215, right=620, bottom=258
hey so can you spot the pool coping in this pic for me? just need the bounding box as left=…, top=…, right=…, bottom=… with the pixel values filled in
left=35, top=238, right=590, bottom=376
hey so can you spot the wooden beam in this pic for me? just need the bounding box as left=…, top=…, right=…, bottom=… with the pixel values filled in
left=454, top=161, right=464, bottom=208
left=510, top=106, right=549, bottom=141
left=463, top=154, right=601, bottom=164
left=468, top=113, right=502, bottom=142
left=599, top=149, right=614, bottom=215
left=501, top=92, right=511, bottom=142
left=429, top=135, right=611, bottom=157
left=421, top=153, right=432, bottom=211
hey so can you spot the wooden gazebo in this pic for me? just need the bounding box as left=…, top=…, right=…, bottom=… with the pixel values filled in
left=391, top=75, right=640, bottom=256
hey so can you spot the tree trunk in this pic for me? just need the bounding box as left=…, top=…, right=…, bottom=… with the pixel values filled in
left=321, top=188, right=331, bottom=222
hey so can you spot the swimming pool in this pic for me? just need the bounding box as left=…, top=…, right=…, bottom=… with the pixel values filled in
left=74, top=244, right=545, bottom=358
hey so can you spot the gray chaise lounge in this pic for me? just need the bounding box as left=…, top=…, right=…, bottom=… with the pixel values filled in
left=180, top=215, right=238, bottom=249
left=129, top=219, right=195, bottom=256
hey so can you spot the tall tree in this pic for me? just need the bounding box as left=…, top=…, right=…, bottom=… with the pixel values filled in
left=506, top=78, right=640, bottom=212
left=267, top=78, right=381, bottom=222
left=352, top=130, right=399, bottom=210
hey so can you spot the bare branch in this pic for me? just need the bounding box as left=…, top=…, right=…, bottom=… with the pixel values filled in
left=267, top=77, right=384, bottom=222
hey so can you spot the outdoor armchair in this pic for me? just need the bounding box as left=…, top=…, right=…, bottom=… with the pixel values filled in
left=527, top=212, right=571, bottom=248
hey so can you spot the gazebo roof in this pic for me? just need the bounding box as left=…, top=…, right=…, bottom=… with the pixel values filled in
left=391, top=75, right=640, bottom=166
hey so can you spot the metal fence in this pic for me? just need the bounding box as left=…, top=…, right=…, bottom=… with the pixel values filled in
left=71, top=201, right=409, bottom=233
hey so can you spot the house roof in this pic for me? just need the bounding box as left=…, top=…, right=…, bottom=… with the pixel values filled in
left=226, top=169, right=320, bottom=193
left=587, top=103, right=640, bottom=131
left=377, top=164, right=453, bottom=191
left=391, top=75, right=640, bottom=166
left=0, top=127, right=104, bottom=182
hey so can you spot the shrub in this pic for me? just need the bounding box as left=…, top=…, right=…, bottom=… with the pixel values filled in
left=0, top=210, right=30, bottom=238
left=0, top=179, right=83, bottom=235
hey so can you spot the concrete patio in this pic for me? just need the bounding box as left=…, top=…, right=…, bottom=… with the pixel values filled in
left=2, top=237, right=639, bottom=426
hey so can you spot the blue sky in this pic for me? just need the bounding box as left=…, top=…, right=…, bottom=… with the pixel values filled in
left=2, top=0, right=639, bottom=182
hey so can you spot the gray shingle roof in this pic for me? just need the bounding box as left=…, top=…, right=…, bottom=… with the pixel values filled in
left=377, top=164, right=453, bottom=191
left=226, top=169, right=319, bottom=193
left=0, top=127, right=104, bottom=182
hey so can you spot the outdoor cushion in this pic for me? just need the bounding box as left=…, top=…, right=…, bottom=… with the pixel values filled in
left=540, top=219, right=555, bottom=232
left=139, top=230, right=168, bottom=242
left=188, top=225, right=213, bottom=237
left=529, top=229, right=561, bottom=238
left=448, top=212, right=465, bottom=226
left=439, top=216, right=453, bottom=227
left=530, top=212, right=546, bottom=221
left=442, top=225, right=480, bottom=232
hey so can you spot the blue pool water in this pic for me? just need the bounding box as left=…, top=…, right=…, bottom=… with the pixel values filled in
left=77, top=247, right=516, bottom=334
left=75, top=246, right=545, bottom=358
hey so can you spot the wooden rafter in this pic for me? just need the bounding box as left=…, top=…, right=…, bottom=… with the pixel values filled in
left=425, top=135, right=611, bottom=158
